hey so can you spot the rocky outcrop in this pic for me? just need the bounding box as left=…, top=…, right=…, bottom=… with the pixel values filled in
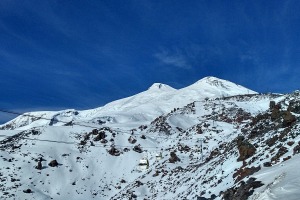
left=265, top=135, right=278, bottom=147
left=94, top=131, right=106, bottom=141
left=108, top=146, right=120, bottom=156
left=169, top=152, right=180, bottom=163
left=282, top=111, right=296, bottom=127
left=233, top=166, right=261, bottom=183
left=271, top=146, right=288, bottom=162
left=237, top=136, right=256, bottom=161
left=271, top=108, right=281, bottom=121
left=287, top=100, right=300, bottom=114
left=223, top=177, right=264, bottom=200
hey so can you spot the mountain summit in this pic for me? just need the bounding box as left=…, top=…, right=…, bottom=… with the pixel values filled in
left=147, top=83, right=176, bottom=91
left=1, top=77, right=300, bottom=200
left=1, top=76, right=256, bottom=129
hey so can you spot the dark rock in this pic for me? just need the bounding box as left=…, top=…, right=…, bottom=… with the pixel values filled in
left=138, top=125, right=147, bottom=131
left=287, top=141, right=295, bottom=146
left=36, top=161, right=42, bottom=170
left=233, top=166, right=261, bottom=183
left=279, top=127, right=291, bottom=141
left=283, top=156, right=291, bottom=161
left=128, top=136, right=137, bottom=144
left=271, top=146, right=288, bottom=161
left=223, top=177, right=263, bottom=200
left=108, top=146, right=120, bottom=156
left=135, top=180, right=143, bottom=187
left=48, top=160, right=58, bottom=167
left=287, top=100, right=300, bottom=114
left=269, top=101, right=275, bottom=110
left=263, top=162, right=272, bottom=167
left=282, top=111, right=296, bottom=127
left=169, top=151, right=180, bottom=163
left=23, top=189, right=31, bottom=193
left=64, top=121, right=73, bottom=126
left=237, top=137, right=256, bottom=161
left=92, top=129, right=98, bottom=135
left=94, top=132, right=106, bottom=141
left=141, top=135, right=146, bottom=139
left=265, top=136, right=278, bottom=147
left=293, top=144, right=300, bottom=155
left=271, top=108, right=281, bottom=121
left=120, top=179, right=126, bottom=183
left=133, top=145, right=142, bottom=153
left=80, top=140, right=86, bottom=145
left=237, top=136, right=244, bottom=146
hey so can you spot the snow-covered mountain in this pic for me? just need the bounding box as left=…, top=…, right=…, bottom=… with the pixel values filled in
left=1, top=77, right=299, bottom=200
left=0, top=76, right=256, bottom=130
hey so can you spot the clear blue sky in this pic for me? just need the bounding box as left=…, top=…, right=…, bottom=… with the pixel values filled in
left=1, top=0, right=300, bottom=124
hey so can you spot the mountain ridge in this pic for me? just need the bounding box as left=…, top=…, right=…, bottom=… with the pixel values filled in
left=1, top=76, right=256, bottom=130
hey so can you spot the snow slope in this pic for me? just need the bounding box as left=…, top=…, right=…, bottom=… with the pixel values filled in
left=0, top=76, right=256, bottom=130
left=1, top=77, right=300, bottom=200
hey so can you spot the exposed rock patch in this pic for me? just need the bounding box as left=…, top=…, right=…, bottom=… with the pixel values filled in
left=236, top=136, right=256, bottom=161
left=48, top=160, right=58, bottom=167
left=223, top=177, right=264, bottom=200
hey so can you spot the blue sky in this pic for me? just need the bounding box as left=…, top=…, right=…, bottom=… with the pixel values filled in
left=1, top=0, right=300, bottom=124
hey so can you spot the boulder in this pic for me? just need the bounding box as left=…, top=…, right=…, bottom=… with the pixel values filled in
left=282, top=111, right=296, bottom=126
left=236, top=136, right=256, bottom=161
left=23, top=189, right=31, bottom=193
left=133, top=145, right=142, bottom=153
left=108, top=147, right=120, bottom=156
left=128, top=136, right=137, bottom=144
left=169, top=151, right=180, bottom=163
left=48, top=160, right=58, bottom=167
left=271, top=108, right=281, bottom=121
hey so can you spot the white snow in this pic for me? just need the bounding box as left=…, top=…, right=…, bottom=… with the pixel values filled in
left=1, top=76, right=299, bottom=200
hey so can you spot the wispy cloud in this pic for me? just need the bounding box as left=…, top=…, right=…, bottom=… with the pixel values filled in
left=154, top=49, right=191, bottom=69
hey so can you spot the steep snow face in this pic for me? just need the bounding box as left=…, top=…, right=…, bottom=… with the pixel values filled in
left=187, top=76, right=256, bottom=97
left=83, top=77, right=256, bottom=120
left=0, top=77, right=257, bottom=130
